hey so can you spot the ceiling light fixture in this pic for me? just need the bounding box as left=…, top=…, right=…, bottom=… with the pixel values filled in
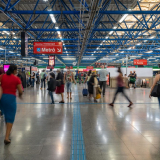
left=119, top=14, right=128, bottom=23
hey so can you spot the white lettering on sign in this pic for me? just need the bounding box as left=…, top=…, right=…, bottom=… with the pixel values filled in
left=42, top=48, right=55, bottom=52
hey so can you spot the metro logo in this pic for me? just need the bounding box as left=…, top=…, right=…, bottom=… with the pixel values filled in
left=37, top=48, right=41, bottom=52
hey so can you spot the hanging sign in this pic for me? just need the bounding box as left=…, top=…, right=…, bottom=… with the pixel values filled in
left=33, top=42, right=63, bottom=54
left=31, top=67, right=38, bottom=72
left=48, top=56, right=55, bottom=66
left=86, top=66, right=93, bottom=69
left=134, top=59, right=147, bottom=65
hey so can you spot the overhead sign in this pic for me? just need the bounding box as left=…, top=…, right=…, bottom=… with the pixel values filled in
left=47, top=66, right=54, bottom=69
left=86, top=66, right=93, bottom=69
left=95, top=63, right=107, bottom=68
left=48, top=56, right=55, bottom=66
left=66, top=66, right=73, bottom=69
left=33, top=42, right=63, bottom=54
left=134, top=59, right=147, bottom=65
left=31, top=67, right=38, bottom=72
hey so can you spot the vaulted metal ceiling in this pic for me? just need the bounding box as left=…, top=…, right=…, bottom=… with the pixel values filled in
left=0, top=0, right=160, bottom=67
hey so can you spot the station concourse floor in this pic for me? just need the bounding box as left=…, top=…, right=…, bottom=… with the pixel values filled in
left=1, top=85, right=160, bottom=160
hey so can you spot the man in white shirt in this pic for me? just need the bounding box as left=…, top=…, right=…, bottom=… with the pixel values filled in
left=98, top=65, right=109, bottom=97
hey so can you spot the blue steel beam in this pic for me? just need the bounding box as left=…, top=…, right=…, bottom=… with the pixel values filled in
left=7, top=10, right=160, bottom=14
left=8, top=0, right=21, bottom=11
left=1, top=28, right=160, bottom=31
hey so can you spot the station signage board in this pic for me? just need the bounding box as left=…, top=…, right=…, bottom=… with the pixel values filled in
left=66, top=66, right=73, bottom=69
left=33, top=42, right=63, bottom=54
left=48, top=56, right=55, bottom=66
left=134, top=59, right=147, bottom=65
left=31, top=67, right=38, bottom=72
left=47, top=66, right=54, bottom=69
left=86, top=66, right=93, bottom=69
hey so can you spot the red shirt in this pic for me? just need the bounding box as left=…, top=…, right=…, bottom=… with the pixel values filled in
left=1, top=74, right=21, bottom=96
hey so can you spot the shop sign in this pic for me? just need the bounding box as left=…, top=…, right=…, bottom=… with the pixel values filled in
left=33, top=42, right=63, bottom=54
left=47, top=66, right=54, bottom=69
left=86, top=66, right=93, bottom=69
left=66, top=66, right=73, bottom=69
left=107, top=66, right=115, bottom=68
left=48, top=56, right=55, bottom=66
left=32, top=67, right=37, bottom=71
left=134, top=59, right=147, bottom=65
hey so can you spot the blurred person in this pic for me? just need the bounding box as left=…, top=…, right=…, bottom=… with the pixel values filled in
left=40, top=70, right=46, bottom=89
left=64, top=68, right=76, bottom=100
left=48, top=73, right=57, bottom=104
left=0, top=68, right=4, bottom=117
left=78, top=72, right=82, bottom=84
left=31, top=72, right=35, bottom=87
left=133, top=71, right=137, bottom=88
left=88, top=72, right=98, bottom=102
left=149, top=73, right=160, bottom=106
left=128, top=71, right=136, bottom=88
left=36, top=71, right=40, bottom=84
left=109, top=68, right=133, bottom=108
left=84, top=70, right=92, bottom=85
left=56, top=69, right=65, bottom=103
left=0, top=64, right=23, bottom=145
left=98, top=65, right=109, bottom=97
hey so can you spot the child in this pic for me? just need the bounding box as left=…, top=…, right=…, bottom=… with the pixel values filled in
left=48, top=72, right=57, bottom=104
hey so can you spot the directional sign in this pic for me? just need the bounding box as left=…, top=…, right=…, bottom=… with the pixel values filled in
left=33, top=42, right=63, bottom=54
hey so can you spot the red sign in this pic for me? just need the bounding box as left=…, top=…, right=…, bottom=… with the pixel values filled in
left=134, top=59, right=147, bottom=65
left=83, top=69, right=87, bottom=72
left=48, top=56, right=55, bottom=66
left=33, top=42, right=63, bottom=54
left=107, top=66, right=115, bottom=68
left=47, top=66, right=54, bottom=69
left=86, top=66, right=93, bottom=69
left=128, top=66, right=135, bottom=68
left=66, top=66, right=73, bottom=69
left=31, top=67, right=37, bottom=72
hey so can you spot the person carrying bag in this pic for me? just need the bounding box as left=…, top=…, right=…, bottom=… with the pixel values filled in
left=149, top=74, right=160, bottom=107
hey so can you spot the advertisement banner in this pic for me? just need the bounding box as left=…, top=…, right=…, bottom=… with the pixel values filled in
left=134, top=59, right=147, bottom=65
left=47, top=66, right=54, bottom=69
left=48, top=56, right=55, bottom=66
left=86, top=66, right=93, bottom=69
left=66, top=66, right=73, bottom=69
left=33, top=42, right=63, bottom=54
left=31, top=67, right=38, bottom=72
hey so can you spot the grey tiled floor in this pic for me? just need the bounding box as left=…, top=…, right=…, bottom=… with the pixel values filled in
left=0, top=85, right=160, bottom=160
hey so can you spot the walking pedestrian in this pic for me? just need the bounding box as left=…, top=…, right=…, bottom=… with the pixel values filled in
left=56, top=69, right=65, bottom=103
left=149, top=73, right=160, bottom=107
left=84, top=70, right=92, bottom=85
left=109, top=68, right=133, bottom=108
left=36, top=71, right=40, bottom=84
left=40, top=70, right=46, bottom=89
left=133, top=71, right=137, bottom=88
left=0, top=68, right=4, bottom=118
left=128, top=71, right=136, bottom=88
left=98, top=65, right=109, bottom=97
left=31, top=72, right=35, bottom=87
left=88, top=72, right=99, bottom=102
left=64, top=68, right=76, bottom=99
left=0, top=64, right=23, bottom=144
left=48, top=73, right=57, bottom=104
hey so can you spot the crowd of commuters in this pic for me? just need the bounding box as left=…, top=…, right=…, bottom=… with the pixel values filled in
left=1, top=64, right=160, bottom=146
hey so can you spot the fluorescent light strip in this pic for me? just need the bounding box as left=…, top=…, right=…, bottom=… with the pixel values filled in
left=119, top=14, right=128, bottom=23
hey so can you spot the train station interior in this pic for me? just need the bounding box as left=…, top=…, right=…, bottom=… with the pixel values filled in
left=1, top=0, right=160, bottom=160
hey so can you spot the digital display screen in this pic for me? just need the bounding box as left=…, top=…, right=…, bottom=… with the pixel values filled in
left=3, top=64, right=10, bottom=73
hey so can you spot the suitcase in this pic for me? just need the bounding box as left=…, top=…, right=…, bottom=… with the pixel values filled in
left=82, top=89, right=88, bottom=96
left=82, top=84, right=88, bottom=96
